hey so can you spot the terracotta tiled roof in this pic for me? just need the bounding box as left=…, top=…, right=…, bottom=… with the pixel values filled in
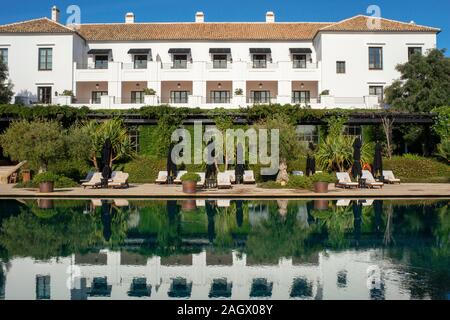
left=78, top=22, right=332, bottom=41
left=0, top=17, right=75, bottom=34
left=0, top=15, right=440, bottom=41
left=319, top=15, right=440, bottom=33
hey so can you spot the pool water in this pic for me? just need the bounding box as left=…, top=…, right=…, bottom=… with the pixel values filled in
left=0, top=198, right=448, bottom=300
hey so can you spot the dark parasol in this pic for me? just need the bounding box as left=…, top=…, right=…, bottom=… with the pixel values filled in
left=351, top=137, right=363, bottom=179
left=373, top=141, right=383, bottom=180
left=101, top=138, right=112, bottom=180
left=101, top=200, right=112, bottom=242
left=235, top=143, right=245, bottom=184
left=167, top=142, right=178, bottom=183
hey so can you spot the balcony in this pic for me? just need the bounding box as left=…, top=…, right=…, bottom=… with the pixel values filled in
left=247, top=62, right=278, bottom=70
left=76, top=62, right=108, bottom=70
left=292, top=61, right=318, bottom=69
left=161, top=62, right=193, bottom=70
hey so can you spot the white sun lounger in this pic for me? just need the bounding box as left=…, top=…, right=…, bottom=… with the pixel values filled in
left=82, top=172, right=103, bottom=189
left=197, top=172, right=206, bottom=187
left=362, top=170, right=384, bottom=189
left=243, top=170, right=256, bottom=184
left=225, top=170, right=236, bottom=184
left=383, top=170, right=401, bottom=184
left=174, top=171, right=188, bottom=184
left=155, top=171, right=168, bottom=184
left=336, top=199, right=351, bottom=207
left=336, top=172, right=359, bottom=189
left=109, top=172, right=130, bottom=189
left=217, top=199, right=231, bottom=208
left=217, top=172, right=232, bottom=189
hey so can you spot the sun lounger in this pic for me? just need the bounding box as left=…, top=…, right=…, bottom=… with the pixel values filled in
left=383, top=170, right=401, bottom=184
left=114, top=199, right=130, bottom=207
left=174, top=171, right=188, bottom=184
left=217, top=199, right=231, bottom=208
left=225, top=170, right=236, bottom=184
left=217, top=172, right=232, bottom=189
left=243, top=170, right=256, bottom=184
left=109, top=172, right=130, bottom=189
left=336, top=199, right=351, bottom=207
left=362, top=199, right=374, bottom=206
left=196, top=200, right=206, bottom=207
left=155, top=171, right=168, bottom=184
left=197, top=172, right=206, bottom=188
left=335, top=172, right=359, bottom=189
left=362, top=170, right=384, bottom=189
left=80, top=171, right=95, bottom=183
left=82, top=172, right=103, bottom=189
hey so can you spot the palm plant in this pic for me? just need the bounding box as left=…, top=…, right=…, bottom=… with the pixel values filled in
left=84, top=119, right=136, bottom=170
left=316, top=135, right=373, bottom=172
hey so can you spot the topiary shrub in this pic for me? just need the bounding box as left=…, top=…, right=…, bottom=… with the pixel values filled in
left=33, top=172, right=59, bottom=183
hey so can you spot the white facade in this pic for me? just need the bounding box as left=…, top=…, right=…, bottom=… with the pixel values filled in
left=0, top=8, right=439, bottom=109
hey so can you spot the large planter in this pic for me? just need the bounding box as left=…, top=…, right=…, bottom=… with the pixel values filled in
left=314, top=182, right=329, bottom=193
left=182, top=181, right=197, bottom=194
left=39, top=181, right=54, bottom=193
left=22, top=170, right=31, bottom=183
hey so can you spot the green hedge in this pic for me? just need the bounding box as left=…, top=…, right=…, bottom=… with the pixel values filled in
left=384, top=155, right=450, bottom=183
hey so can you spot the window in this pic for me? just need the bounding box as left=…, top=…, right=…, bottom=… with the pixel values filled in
left=128, top=126, right=140, bottom=153
left=369, top=47, right=383, bottom=70
left=37, top=87, right=52, bottom=104
left=134, top=55, right=148, bottom=69
left=336, top=61, right=346, bottom=74
left=131, top=91, right=144, bottom=104
left=344, top=125, right=362, bottom=138
left=293, top=54, right=306, bottom=68
left=173, top=54, right=187, bottom=69
left=251, top=91, right=270, bottom=103
left=408, top=47, right=422, bottom=60
left=36, top=275, right=50, bottom=300
left=92, top=91, right=107, bottom=104
left=252, top=54, right=267, bottom=68
left=369, top=86, right=384, bottom=103
left=0, top=48, right=8, bottom=65
left=94, top=55, right=108, bottom=69
left=296, top=125, right=319, bottom=145
left=209, top=91, right=230, bottom=103
left=38, top=48, right=52, bottom=71
left=212, top=54, right=227, bottom=69
left=292, top=91, right=311, bottom=104
left=170, top=91, right=189, bottom=103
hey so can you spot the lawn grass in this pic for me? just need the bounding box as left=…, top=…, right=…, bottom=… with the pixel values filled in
left=384, top=155, right=450, bottom=183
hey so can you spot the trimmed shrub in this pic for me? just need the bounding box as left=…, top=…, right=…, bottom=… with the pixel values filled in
left=180, top=172, right=201, bottom=182
left=384, top=155, right=450, bottom=183
left=33, top=172, right=59, bottom=183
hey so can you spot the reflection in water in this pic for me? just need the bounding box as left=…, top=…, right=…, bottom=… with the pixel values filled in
left=0, top=199, right=448, bottom=300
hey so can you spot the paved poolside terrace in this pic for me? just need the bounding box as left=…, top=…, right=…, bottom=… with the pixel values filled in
left=0, top=183, right=448, bottom=199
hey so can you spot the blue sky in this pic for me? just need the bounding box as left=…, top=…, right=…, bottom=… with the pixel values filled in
left=1, top=0, right=448, bottom=52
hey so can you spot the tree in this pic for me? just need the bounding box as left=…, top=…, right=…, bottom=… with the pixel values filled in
left=0, top=60, right=13, bottom=104
left=384, top=49, right=450, bottom=112
left=381, top=116, right=394, bottom=159
left=254, top=114, right=306, bottom=181
left=0, top=120, right=66, bottom=172
left=84, top=119, right=135, bottom=170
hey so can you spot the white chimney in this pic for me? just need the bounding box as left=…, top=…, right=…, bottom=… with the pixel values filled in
left=51, top=6, right=60, bottom=23
left=195, top=12, right=204, bottom=23
left=125, top=12, right=135, bottom=24
left=266, top=11, right=275, bottom=23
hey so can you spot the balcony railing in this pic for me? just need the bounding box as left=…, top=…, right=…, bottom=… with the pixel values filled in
left=206, top=62, right=232, bottom=70
left=76, top=62, right=109, bottom=70
left=247, top=62, right=277, bottom=69
left=206, top=97, right=231, bottom=104
left=122, top=62, right=148, bottom=70
left=246, top=97, right=278, bottom=104
left=161, top=62, right=192, bottom=70
left=114, top=97, right=145, bottom=104
left=291, top=97, right=319, bottom=104
left=292, top=61, right=318, bottom=69
left=160, top=96, right=189, bottom=104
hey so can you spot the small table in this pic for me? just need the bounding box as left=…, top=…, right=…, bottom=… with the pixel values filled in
left=206, top=178, right=217, bottom=189
left=167, top=176, right=174, bottom=185
left=101, top=178, right=109, bottom=189
left=235, top=174, right=243, bottom=184
left=358, top=178, right=367, bottom=189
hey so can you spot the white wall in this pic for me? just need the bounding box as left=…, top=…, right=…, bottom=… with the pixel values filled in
left=319, top=32, right=437, bottom=98
left=0, top=33, right=79, bottom=103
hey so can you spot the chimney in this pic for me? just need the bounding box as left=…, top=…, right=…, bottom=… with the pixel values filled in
left=51, top=6, right=60, bottom=23
left=125, top=12, right=135, bottom=24
left=266, top=11, right=275, bottom=23
left=195, top=12, right=204, bottom=23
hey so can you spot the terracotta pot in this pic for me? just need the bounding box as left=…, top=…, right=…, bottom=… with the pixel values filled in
left=314, top=182, right=329, bottom=193
left=182, top=181, right=197, bottom=194
left=39, top=181, right=54, bottom=193
left=22, top=170, right=31, bottom=183
left=182, top=200, right=197, bottom=212
left=38, top=199, right=54, bottom=209
left=314, top=199, right=329, bottom=210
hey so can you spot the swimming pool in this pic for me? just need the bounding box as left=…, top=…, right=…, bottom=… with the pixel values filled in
left=0, top=198, right=448, bottom=300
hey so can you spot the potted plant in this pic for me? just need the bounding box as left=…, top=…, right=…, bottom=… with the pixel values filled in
left=180, top=172, right=200, bottom=194
left=310, top=172, right=334, bottom=193
left=34, top=172, right=59, bottom=193
left=234, top=88, right=243, bottom=96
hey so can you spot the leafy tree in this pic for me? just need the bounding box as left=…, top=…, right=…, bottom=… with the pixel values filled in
left=385, top=49, right=450, bottom=112
left=253, top=114, right=306, bottom=179
left=0, top=120, right=66, bottom=172
left=0, top=60, right=13, bottom=104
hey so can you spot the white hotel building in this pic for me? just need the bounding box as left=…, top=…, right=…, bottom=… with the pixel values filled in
left=0, top=7, right=440, bottom=109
